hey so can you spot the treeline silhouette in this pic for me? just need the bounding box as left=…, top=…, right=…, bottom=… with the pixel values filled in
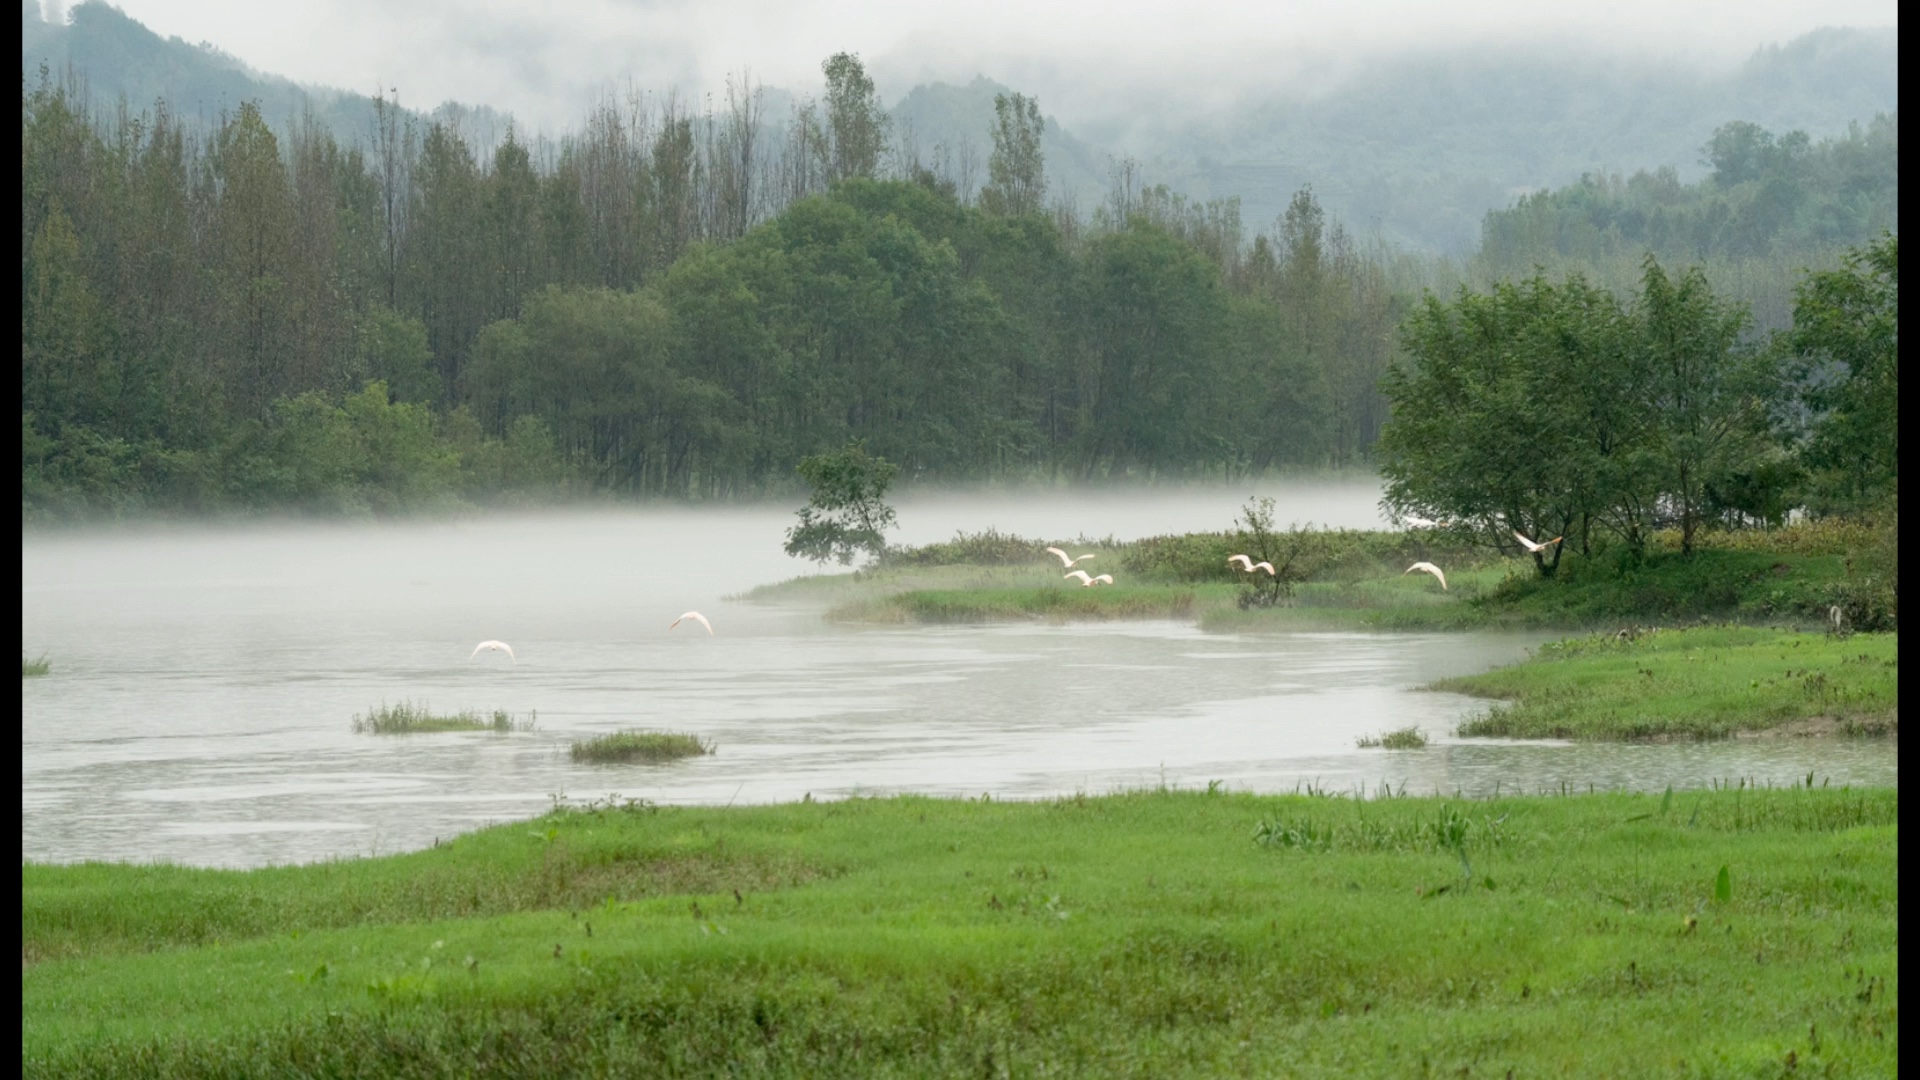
left=18, top=58, right=1894, bottom=517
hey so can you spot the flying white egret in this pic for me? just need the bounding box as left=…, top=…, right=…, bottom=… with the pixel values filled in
left=470, top=640, right=516, bottom=663
left=1405, top=562, right=1448, bottom=590
left=1046, top=546, right=1097, bottom=568
left=1405, top=515, right=1451, bottom=529
left=671, top=611, right=714, bottom=635
left=1227, top=554, right=1254, bottom=571
left=1064, top=570, right=1095, bottom=586
left=1250, top=561, right=1276, bottom=576
left=1512, top=530, right=1563, bottom=554
left=1088, top=574, right=1114, bottom=585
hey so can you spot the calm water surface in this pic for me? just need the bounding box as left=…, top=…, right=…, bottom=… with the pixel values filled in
left=22, top=488, right=1898, bottom=868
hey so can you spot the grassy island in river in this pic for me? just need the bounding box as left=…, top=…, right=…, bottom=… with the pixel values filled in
left=751, top=518, right=1881, bottom=635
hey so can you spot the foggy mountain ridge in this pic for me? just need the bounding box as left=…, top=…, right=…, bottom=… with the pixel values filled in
left=1078, top=25, right=1898, bottom=252
left=23, top=1, right=1896, bottom=255
left=22, top=1, right=518, bottom=153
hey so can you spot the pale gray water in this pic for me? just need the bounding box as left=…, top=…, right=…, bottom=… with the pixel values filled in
left=22, top=489, right=1898, bottom=868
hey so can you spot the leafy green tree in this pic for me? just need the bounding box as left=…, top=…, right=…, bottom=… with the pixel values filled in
left=22, top=204, right=119, bottom=432
left=1636, top=257, right=1767, bottom=552
left=203, top=100, right=299, bottom=417
left=467, top=285, right=726, bottom=495
left=980, top=92, right=1045, bottom=218
left=821, top=53, right=888, bottom=183
left=484, top=129, right=541, bottom=320
left=1231, top=496, right=1327, bottom=607
left=1703, top=121, right=1778, bottom=187
left=414, top=122, right=487, bottom=392
left=1382, top=261, right=1786, bottom=569
left=1786, top=232, right=1897, bottom=510
left=1379, top=276, right=1622, bottom=574
left=355, top=307, right=440, bottom=404
left=1070, top=224, right=1227, bottom=477
left=784, top=440, right=899, bottom=565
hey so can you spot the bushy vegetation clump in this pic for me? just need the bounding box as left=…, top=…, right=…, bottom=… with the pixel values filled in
left=351, top=702, right=536, bottom=734
left=22, top=654, right=51, bottom=678
left=1356, top=725, right=1429, bottom=749
left=881, top=529, right=1062, bottom=568
left=569, top=731, right=713, bottom=764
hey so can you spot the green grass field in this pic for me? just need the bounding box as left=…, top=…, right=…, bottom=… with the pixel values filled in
left=1436, top=628, right=1899, bottom=740
left=23, top=787, right=1896, bottom=1077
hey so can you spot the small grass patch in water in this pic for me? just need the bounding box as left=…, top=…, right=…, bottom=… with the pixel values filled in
left=1357, top=725, right=1429, bottom=749
left=23, top=653, right=51, bottom=678
left=351, top=701, right=536, bottom=734
left=570, top=730, right=713, bottom=764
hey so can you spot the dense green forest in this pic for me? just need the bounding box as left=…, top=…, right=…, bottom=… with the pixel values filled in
left=17, top=42, right=1899, bottom=518
left=1469, top=113, right=1898, bottom=329
left=20, top=57, right=1405, bottom=516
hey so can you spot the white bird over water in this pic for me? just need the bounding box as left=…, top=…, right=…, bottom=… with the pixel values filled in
left=1227, top=554, right=1254, bottom=571
left=1405, top=562, right=1448, bottom=590
left=1512, top=530, right=1564, bottom=554
left=671, top=611, right=714, bottom=635
left=470, top=640, right=516, bottom=664
left=1046, top=547, right=1097, bottom=568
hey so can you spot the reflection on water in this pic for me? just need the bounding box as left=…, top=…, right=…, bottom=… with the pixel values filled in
left=22, top=496, right=1898, bottom=868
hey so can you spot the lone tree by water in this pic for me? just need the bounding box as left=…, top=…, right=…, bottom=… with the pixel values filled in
left=785, top=440, right=899, bottom=566
left=1232, top=496, right=1328, bottom=608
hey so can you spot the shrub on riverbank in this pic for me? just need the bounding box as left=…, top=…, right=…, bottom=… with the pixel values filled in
left=23, top=786, right=1899, bottom=1076
left=351, top=701, right=536, bottom=734
left=23, top=654, right=51, bottom=678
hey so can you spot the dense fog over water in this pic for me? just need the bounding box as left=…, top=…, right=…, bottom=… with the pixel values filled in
left=22, top=485, right=1898, bottom=868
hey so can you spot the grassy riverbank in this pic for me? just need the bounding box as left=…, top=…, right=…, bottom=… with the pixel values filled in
left=1435, top=627, right=1899, bottom=740
left=23, top=786, right=1896, bottom=1077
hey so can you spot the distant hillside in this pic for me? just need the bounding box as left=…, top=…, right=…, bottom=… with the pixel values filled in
left=22, top=1, right=512, bottom=148
left=889, top=77, right=1112, bottom=215
left=24, top=3, right=1896, bottom=258
left=1085, top=26, right=1898, bottom=254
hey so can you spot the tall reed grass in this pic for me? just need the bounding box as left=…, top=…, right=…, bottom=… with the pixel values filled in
left=351, top=701, right=536, bottom=734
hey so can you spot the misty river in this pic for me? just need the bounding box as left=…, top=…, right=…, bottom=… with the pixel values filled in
left=22, top=484, right=1899, bottom=868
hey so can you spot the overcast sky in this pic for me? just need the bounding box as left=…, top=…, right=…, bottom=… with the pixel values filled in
left=46, top=0, right=1899, bottom=132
